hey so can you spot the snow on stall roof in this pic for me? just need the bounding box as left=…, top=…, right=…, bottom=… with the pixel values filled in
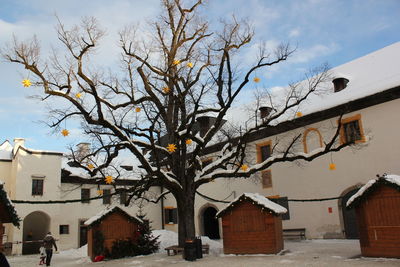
left=216, top=192, right=287, bottom=217
left=0, top=140, right=13, bottom=160
left=346, top=174, right=400, bottom=208
left=224, top=42, right=400, bottom=126
left=84, top=206, right=143, bottom=226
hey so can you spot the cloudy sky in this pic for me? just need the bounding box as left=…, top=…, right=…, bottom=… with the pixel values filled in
left=0, top=0, right=399, bottom=152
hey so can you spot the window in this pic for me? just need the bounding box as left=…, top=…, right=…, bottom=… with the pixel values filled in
left=164, top=207, right=178, bottom=224
left=120, top=190, right=127, bottom=205
left=257, top=141, right=272, bottom=188
left=269, top=196, right=290, bottom=220
left=59, top=225, right=69, bottom=234
left=32, top=179, right=44, bottom=196
left=81, top=189, right=90, bottom=203
left=261, top=170, right=272, bottom=188
left=303, top=128, right=323, bottom=153
left=340, top=114, right=365, bottom=144
left=103, top=189, right=111, bottom=205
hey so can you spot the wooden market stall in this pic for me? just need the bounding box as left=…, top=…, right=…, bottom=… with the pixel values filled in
left=0, top=182, right=20, bottom=250
left=346, top=174, right=400, bottom=258
left=216, top=193, right=287, bottom=254
left=84, top=206, right=143, bottom=261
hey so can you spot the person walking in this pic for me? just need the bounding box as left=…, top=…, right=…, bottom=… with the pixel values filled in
left=43, top=232, right=57, bottom=266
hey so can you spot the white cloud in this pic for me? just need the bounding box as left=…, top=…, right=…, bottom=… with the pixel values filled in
left=292, top=43, right=339, bottom=63
left=289, top=28, right=300, bottom=38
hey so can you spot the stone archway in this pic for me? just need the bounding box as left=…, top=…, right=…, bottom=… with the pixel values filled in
left=202, top=207, right=220, bottom=239
left=22, top=211, right=50, bottom=254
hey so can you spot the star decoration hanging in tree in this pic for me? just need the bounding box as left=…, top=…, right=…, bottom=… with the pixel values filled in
left=105, top=175, right=114, bottom=184
left=87, top=164, right=94, bottom=170
left=167, top=144, right=177, bottom=153
left=97, top=189, right=103, bottom=196
left=22, top=79, right=32, bottom=87
left=61, top=129, right=69, bottom=137
left=135, top=107, right=141, bottom=112
left=185, top=139, right=192, bottom=145
left=162, top=87, right=170, bottom=94
left=240, top=164, right=249, bottom=171
left=186, top=62, right=193, bottom=68
left=75, top=92, right=82, bottom=99
left=296, top=112, right=303, bottom=117
left=173, top=59, right=181, bottom=65
left=253, top=77, right=260, bottom=83
left=329, top=163, right=336, bottom=170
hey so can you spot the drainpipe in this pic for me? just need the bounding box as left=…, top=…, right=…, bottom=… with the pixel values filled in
left=161, top=186, right=165, bottom=229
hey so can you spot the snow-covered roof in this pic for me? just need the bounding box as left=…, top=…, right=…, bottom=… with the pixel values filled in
left=224, top=42, right=400, bottom=126
left=84, top=206, right=143, bottom=226
left=0, top=140, right=13, bottom=160
left=216, top=192, right=287, bottom=217
left=346, top=174, right=400, bottom=209
left=0, top=180, right=20, bottom=227
left=62, top=152, right=143, bottom=181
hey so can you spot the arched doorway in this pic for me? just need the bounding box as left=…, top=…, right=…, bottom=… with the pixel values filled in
left=341, top=189, right=359, bottom=239
left=203, top=207, right=220, bottom=239
left=22, top=211, right=50, bottom=254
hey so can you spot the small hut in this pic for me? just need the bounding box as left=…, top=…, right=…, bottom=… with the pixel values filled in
left=0, top=181, right=20, bottom=250
left=84, top=206, right=143, bottom=261
left=216, top=193, right=287, bottom=254
left=346, top=174, right=400, bottom=258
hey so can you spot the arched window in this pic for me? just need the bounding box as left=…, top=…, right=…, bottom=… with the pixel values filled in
left=303, top=128, right=323, bottom=153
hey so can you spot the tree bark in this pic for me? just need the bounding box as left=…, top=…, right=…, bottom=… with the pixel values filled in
left=175, top=191, right=196, bottom=247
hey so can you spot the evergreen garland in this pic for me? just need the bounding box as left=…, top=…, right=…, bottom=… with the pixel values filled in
left=0, top=184, right=20, bottom=227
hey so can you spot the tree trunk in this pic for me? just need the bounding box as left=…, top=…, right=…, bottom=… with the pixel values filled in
left=176, top=192, right=196, bottom=247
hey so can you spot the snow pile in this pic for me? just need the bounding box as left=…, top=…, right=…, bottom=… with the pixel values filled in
left=346, top=174, right=400, bottom=207
left=60, top=244, right=88, bottom=257
left=0, top=140, right=13, bottom=160
left=216, top=192, right=287, bottom=217
left=152, top=229, right=223, bottom=255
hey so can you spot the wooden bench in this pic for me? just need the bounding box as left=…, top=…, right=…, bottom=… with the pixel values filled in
left=165, top=244, right=210, bottom=256
left=283, top=228, right=306, bottom=240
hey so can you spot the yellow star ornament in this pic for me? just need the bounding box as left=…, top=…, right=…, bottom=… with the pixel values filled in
left=329, top=163, right=336, bottom=170
left=173, top=59, right=181, bottom=66
left=97, top=189, right=103, bottom=196
left=185, top=139, right=192, bottom=145
left=187, top=62, right=193, bottom=68
left=105, top=175, right=114, bottom=184
left=253, top=77, right=260, bottom=83
left=22, top=79, right=32, bottom=87
left=240, top=164, right=249, bottom=171
left=296, top=112, right=303, bottom=117
left=87, top=164, right=94, bottom=170
left=167, top=144, right=177, bottom=153
left=162, top=87, right=170, bottom=94
left=75, top=93, right=82, bottom=99
left=135, top=107, right=141, bottom=112
left=61, top=129, right=69, bottom=137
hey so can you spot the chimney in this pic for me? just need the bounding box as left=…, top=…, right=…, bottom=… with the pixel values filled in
left=332, top=77, right=349, bottom=93
left=13, top=138, right=25, bottom=154
left=75, top=143, right=91, bottom=162
left=259, top=106, right=273, bottom=120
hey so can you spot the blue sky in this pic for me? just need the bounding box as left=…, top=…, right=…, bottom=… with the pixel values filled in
left=0, top=0, right=399, bottom=152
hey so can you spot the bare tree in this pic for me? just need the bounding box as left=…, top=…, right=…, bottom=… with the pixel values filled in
left=2, top=0, right=350, bottom=248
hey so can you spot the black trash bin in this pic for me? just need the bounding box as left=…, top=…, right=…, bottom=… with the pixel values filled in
left=195, top=237, right=203, bottom=259
left=184, top=239, right=196, bottom=261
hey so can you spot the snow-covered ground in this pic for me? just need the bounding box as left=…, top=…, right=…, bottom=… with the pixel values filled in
left=7, top=231, right=400, bottom=266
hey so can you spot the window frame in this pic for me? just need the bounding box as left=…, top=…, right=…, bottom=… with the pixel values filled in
left=31, top=179, right=44, bottom=196
left=302, top=128, right=323, bottom=153
left=164, top=207, right=178, bottom=225
left=103, top=189, right=111, bottom=205
left=339, top=114, right=365, bottom=145
left=81, top=188, right=90, bottom=203
left=256, top=141, right=272, bottom=188
left=59, top=225, right=69, bottom=235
